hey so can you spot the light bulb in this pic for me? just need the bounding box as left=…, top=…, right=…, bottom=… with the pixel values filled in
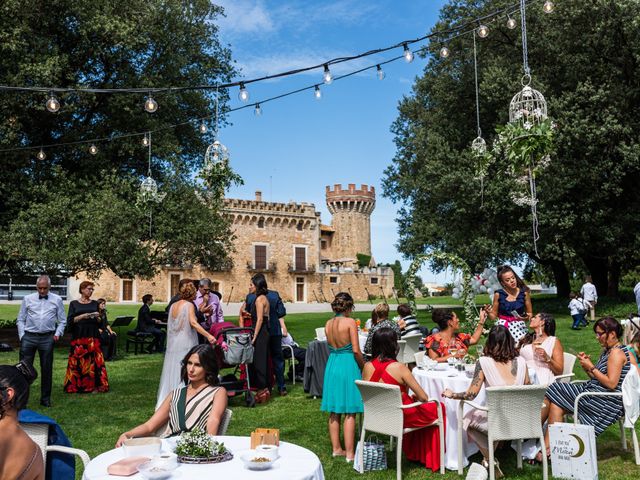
left=376, top=65, right=385, bottom=80
left=45, top=94, right=60, bottom=113
left=439, top=46, right=450, bottom=59
left=477, top=25, right=489, bottom=38
left=199, top=122, right=207, bottom=134
left=323, top=64, right=333, bottom=84
left=144, top=96, right=158, bottom=113
left=36, top=149, right=46, bottom=160
left=403, top=43, right=414, bottom=63
left=254, top=103, right=262, bottom=116
left=507, top=16, right=517, bottom=29
left=142, top=134, right=150, bottom=147
left=314, top=85, right=322, bottom=100
left=238, top=82, right=249, bottom=102
left=543, top=1, right=554, bottom=13
left=89, top=144, right=98, bottom=155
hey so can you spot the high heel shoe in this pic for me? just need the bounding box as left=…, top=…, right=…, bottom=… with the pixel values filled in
left=482, top=459, right=504, bottom=479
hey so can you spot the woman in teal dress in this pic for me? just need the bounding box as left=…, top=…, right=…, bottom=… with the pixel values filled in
left=321, top=292, right=364, bottom=463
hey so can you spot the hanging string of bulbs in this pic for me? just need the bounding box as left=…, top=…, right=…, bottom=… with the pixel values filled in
left=0, top=0, right=554, bottom=158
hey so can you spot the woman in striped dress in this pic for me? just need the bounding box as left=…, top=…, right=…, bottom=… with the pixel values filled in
left=540, top=317, right=632, bottom=458
left=116, top=345, right=228, bottom=446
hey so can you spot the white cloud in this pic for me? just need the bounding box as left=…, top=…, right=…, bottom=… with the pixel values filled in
left=215, top=0, right=275, bottom=35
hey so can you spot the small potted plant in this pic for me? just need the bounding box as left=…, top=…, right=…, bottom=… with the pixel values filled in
left=175, top=429, right=233, bottom=464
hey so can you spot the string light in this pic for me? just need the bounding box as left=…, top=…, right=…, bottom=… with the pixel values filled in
left=507, top=16, right=517, bottom=29
left=36, top=149, right=46, bottom=160
left=238, top=82, right=249, bottom=102
left=45, top=93, right=60, bottom=113
left=142, top=134, right=150, bottom=147
left=323, top=64, right=333, bottom=84
left=89, top=144, right=98, bottom=155
left=254, top=103, right=262, bottom=116
left=144, top=95, right=158, bottom=113
left=403, top=43, right=414, bottom=63
left=198, top=122, right=208, bottom=134
left=439, top=46, right=450, bottom=58
left=543, top=1, right=554, bottom=13
left=314, top=85, right=322, bottom=100
left=376, top=65, right=385, bottom=80
left=477, top=25, right=489, bottom=38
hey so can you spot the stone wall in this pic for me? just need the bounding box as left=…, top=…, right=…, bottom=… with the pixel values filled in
left=326, top=184, right=375, bottom=260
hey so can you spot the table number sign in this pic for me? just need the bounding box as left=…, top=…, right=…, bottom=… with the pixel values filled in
left=549, top=423, right=598, bottom=480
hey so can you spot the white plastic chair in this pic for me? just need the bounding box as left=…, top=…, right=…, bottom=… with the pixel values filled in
left=573, top=367, right=640, bottom=465
left=355, top=380, right=445, bottom=479
left=218, top=408, right=233, bottom=435
left=20, top=422, right=90, bottom=476
left=400, top=334, right=422, bottom=365
left=282, top=343, right=299, bottom=385
left=397, top=340, right=406, bottom=365
left=414, top=351, right=425, bottom=365
left=315, top=327, right=326, bottom=340
left=456, top=385, right=549, bottom=480
left=553, top=352, right=577, bottom=383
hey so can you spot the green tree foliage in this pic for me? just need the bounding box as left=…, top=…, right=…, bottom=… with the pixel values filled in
left=0, top=1, right=241, bottom=277
left=383, top=0, right=640, bottom=297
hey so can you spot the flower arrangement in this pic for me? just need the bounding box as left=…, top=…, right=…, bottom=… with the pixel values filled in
left=175, top=429, right=231, bottom=463
left=491, top=118, right=555, bottom=175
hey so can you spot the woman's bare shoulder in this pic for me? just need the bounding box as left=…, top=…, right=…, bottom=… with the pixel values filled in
left=0, top=431, right=44, bottom=480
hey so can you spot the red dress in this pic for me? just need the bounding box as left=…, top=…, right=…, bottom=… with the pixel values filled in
left=369, top=358, right=445, bottom=472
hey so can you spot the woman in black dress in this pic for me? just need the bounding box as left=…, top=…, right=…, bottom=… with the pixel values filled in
left=63, top=281, right=109, bottom=393
left=248, top=274, right=271, bottom=403
left=97, top=298, right=117, bottom=361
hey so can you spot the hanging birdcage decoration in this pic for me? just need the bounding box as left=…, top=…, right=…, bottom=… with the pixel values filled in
left=509, top=81, right=548, bottom=131
left=139, top=175, right=166, bottom=203
left=203, top=140, right=229, bottom=169
left=471, top=136, right=486, bottom=156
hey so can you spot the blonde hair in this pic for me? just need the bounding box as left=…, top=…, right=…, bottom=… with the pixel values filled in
left=374, top=303, right=389, bottom=321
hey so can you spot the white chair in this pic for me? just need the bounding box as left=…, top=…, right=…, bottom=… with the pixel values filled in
left=400, top=334, right=422, bottom=365
left=282, top=343, right=299, bottom=385
left=414, top=351, right=425, bottom=365
left=456, top=385, right=549, bottom=480
left=218, top=408, right=233, bottom=435
left=397, top=340, right=406, bottom=365
left=315, top=327, right=326, bottom=340
left=553, top=352, right=577, bottom=383
left=573, top=367, right=640, bottom=465
left=20, top=422, right=90, bottom=476
left=355, top=380, right=445, bottom=479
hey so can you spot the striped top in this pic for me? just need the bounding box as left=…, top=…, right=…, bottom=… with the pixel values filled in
left=163, top=385, right=221, bottom=437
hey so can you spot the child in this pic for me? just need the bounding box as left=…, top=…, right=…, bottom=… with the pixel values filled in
left=568, top=292, right=585, bottom=330
left=578, top=295, right=592, bottom=327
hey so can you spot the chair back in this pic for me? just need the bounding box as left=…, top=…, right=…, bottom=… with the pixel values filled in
left=414, top=351, right=425, bottom=365
left=485, top=384, right=547, bottom=441
left=315, top=327, right=326, bottom=341
left=218, top=408, right=233, bottom=435
left=563, top=352, right=576, bottom=376
left=400, top=334, right=422, bottom=364
left=397, top=340, right=406, bottom=363
left=20, top=422, right=50, bottom=464
left=622, top=366, right=640, bottom=427
left=355, top=380, right=404, bottom=438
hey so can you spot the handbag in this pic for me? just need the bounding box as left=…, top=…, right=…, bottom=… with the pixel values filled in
left=353, top=435, right=387, bottom=473
left=223, top=331, right=254, bottom=365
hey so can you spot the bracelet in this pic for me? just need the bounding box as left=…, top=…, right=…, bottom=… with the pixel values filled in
left=588, top=366, right=597, bottom=374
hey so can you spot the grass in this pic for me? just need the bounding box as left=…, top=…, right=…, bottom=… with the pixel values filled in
left=1, top=298, right=639, bottom=479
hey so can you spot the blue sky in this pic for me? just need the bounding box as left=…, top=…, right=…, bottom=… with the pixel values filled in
left=215, top=0, right=450, bottom=283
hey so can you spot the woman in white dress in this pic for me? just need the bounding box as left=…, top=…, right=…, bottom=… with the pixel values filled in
left=156, top=283, right=215, bottom=408
left=518, top=312, right=564, bottom=385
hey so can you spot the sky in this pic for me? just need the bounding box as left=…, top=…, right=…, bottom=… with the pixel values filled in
left=214, top=0, right=451, bottom=283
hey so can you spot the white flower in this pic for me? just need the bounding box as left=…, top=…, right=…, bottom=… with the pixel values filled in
left=523, top=121, right=533, bottom=130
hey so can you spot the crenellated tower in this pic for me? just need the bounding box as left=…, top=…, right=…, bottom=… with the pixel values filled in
left=325, top=183, right=375, bottom=261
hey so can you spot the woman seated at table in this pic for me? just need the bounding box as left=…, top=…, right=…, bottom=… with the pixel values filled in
left=424, top=307, right=487, bottom=362
left=517, top=312, right=564, bottom=385
left=442, top=325, right=530, bottom=477
left=116, top=345, right=227, bottom=446
left=0, top=361, right=44, bottom=480
left=540, top=316, right=634, bottom=461
left=363, top=303, right=401, bottom=357
left=363, top=328, right=445, bottom=472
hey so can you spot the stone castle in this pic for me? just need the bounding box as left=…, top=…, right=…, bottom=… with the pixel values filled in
left=74, top=183, right=394, bottom=303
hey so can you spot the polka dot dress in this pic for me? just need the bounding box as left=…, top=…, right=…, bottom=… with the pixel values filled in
left=495, top=319, right=528, bottom=342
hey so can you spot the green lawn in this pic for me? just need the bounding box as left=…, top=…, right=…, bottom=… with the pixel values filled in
left=1, top=298, right=638, bottom=479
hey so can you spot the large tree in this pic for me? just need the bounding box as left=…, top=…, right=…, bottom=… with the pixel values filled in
left=0, top=0, right=241, bottom=277
left=383, top=0, right=640, bottom=297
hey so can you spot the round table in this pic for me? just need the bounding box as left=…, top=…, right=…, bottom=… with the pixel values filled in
left=83, top=435, right=325, bottom=480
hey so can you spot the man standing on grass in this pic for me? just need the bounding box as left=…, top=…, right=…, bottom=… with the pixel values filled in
left=16, top=275, right=66, bottom=407
left=580, top=276, right=598, bottom=323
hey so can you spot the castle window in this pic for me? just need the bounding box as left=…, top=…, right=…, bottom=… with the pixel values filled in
left=297, top=221, right=303, bottom=231
left=329, top=276, right=338, bottom=284
left=294, top=247, right=307, bottom=271
left=320, top=239, right=327, bottom=250
left=254, top=245, right=267, bottom=269
left=257, top=218, right=265, bottom=229
left=370, top=277, right=379, bottom=285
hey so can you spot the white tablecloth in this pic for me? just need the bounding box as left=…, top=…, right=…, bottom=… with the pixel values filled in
left=83, top=435, right=324, bottom=480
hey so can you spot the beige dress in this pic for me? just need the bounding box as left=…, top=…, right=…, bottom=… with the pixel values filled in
left=520, top=336, right=556, bottom=385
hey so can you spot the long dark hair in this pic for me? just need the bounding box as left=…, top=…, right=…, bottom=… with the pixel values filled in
left=180, top=345, right=219, bottom=386
left=251, top=273, right=268, bottom=297
left=497, top=265, right=529, bottom=292
left=371, top=328, right=399, bottom=362
left=484, top=325, right=518, bottom=363
left=0, top=361, right=37, bottom=419
left=518, top=312, right=556, bottom=348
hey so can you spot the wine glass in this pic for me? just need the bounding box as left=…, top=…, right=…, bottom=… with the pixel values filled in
left=448, top=339, right=458, bottom=368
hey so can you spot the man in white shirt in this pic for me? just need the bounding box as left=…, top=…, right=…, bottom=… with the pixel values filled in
left=634, top=281, right=640, bottom=316
left=580, top=276, right=598, bottom=322
left=17, top=275, right=67, bottom=407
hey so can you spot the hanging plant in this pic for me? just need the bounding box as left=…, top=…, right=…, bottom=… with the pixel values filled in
left=492, top=117, right=555, bottom=175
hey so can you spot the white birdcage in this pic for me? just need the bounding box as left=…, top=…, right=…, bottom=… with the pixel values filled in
left=471, top=136, right=487, bottom=156
left=139, top=176, right=166, bottom=202
left=204, top=140, right=229, bottom=167
left=509, top=81, right=547, bottom=129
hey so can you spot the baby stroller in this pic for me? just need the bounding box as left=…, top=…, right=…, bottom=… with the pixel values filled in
left=211, top=324, right=256, bottom=407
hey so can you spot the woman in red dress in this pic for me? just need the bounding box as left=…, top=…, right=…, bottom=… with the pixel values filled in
left=362, top=328, right=445, bottom=472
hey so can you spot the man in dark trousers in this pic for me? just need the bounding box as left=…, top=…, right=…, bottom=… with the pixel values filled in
left=241, top=274, right=288, bottom=395
left=137, top=294, right=166, bottom=353
left=17, top=275, right=66, bottom=407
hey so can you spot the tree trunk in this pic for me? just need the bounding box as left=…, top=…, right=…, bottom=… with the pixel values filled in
left=549, top=259, right=571, bottom=298
left=607, top=259, right=620, bottom=298
left=581, top=255, right=609, bottom=297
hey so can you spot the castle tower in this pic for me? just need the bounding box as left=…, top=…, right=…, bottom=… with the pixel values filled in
left=325, top=183, right=375, bottom=261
